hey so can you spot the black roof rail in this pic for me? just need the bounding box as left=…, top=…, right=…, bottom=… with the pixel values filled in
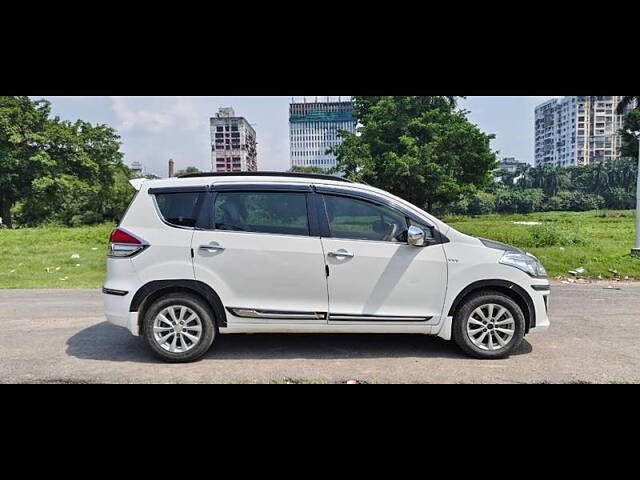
left=178, top=171, right=353, bottom=183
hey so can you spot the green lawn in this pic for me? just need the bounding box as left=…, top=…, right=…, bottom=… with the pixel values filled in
left=0, top=210, right=638, bottom=289
left=445, top=210, right=640, bottom=279
left=0, top=223, right=115, bottom=289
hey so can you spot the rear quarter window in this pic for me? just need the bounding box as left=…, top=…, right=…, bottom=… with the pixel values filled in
left=154, top=192, right=202, bottom=228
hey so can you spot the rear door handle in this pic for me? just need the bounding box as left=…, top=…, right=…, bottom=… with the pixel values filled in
left=328, top=249, right=354, bottom=258
left=199, top=242, right=225, bottom=253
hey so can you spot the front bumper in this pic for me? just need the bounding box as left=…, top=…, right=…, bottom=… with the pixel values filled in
left=528, top=283, right=550, bottom=333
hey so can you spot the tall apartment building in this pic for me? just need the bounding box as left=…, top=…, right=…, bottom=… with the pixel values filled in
left=210, top=107, right=257, bottom=172
left=289, top=99, right=357, bottom=171
left=534, top=96, right=626, bottom=167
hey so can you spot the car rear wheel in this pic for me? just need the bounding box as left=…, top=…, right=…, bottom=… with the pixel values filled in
left=143, top=293, right=216, bottom=363
left=452, top=290, right=525, bottom=359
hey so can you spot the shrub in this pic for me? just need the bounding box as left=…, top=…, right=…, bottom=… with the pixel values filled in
left=604, top=187, right=636, bottom=210
left=546, top=191, right=605, bottom=212
left=528, top=225, right=586, bottom=247
left=495, top=189, right=544, bottom=214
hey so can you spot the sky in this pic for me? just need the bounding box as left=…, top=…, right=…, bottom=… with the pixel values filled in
left=33, top=96, right=560, bottom=177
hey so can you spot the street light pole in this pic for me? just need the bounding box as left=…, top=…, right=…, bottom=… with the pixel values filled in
left=630, top=130, right=640, bottom=257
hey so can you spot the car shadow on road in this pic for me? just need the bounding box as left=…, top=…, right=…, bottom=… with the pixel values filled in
left=66, top=321, right=533, bottom=363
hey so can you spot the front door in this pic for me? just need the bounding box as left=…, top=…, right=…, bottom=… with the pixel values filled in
left=191, top=188, right=328, bottom=323
left=319, top=194, right=448, bottom=323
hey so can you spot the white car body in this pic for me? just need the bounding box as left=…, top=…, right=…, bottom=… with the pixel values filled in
left=104, top=173, right=550, bottom=359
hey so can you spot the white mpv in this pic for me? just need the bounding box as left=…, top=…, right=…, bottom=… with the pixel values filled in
left=104, top=172, right=550, bottom=362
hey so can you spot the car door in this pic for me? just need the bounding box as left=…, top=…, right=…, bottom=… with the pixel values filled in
left=191, top=184, right=329, bottom=324
left=318, top=191, right=448, bottom=324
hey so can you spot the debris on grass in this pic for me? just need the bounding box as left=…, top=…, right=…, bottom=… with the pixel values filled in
left=59, top=277, right=69, bottom=281
left=512, top=221, right=542, bottom=226
left=91, top=247, right=98, bottom=251
left=70, top=253, right=80, bottom=259
left=569, top=267, right=586, bottom=276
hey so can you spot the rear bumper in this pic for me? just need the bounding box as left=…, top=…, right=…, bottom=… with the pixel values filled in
left=103, top=290, right=139, bottom=336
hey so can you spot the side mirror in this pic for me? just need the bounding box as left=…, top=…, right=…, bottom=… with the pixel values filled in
left=407, top=225, right=426, bottom=247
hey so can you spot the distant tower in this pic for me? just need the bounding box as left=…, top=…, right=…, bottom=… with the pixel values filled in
left=168, top=159, right=175, bottom=178
left=289, top=97, right=356, bottom=171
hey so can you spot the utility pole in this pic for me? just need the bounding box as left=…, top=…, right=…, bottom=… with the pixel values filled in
left=629, top=130, right=640, bottom=256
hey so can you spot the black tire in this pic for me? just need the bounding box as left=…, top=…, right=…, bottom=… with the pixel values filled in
left=142, top=292, right=216, bottom=363
left=452, top=290, right=525, bottom=359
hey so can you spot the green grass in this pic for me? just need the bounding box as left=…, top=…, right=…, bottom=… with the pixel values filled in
left=444, top=210, right=640, bottom=279
left=0, top=223, right=115, bottom=289
left=0, top=210, right=638, bottom=289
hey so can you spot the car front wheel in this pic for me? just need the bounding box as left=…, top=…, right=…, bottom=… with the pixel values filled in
left=452, top=290, right=525, bottom=359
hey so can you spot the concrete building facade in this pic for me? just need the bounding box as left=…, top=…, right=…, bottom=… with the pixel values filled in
left=210, top=107, right=257, bottom=172
left=535, top=96, right=626, bottom=167
left=289, top=99, right=357, bottom=171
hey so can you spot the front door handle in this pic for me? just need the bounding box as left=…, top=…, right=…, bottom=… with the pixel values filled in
left=199, top=242, right=225, bottom=253
left=328, top=249, right=354, bottom=258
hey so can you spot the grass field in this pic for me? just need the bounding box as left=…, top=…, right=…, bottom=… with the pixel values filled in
left=0, top=223, right=114, bottom=289
left=0, top=210, right=638, bottom=289
left=445, top=210, right=640, bottom=280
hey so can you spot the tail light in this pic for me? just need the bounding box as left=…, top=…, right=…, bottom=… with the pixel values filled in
left=108, top=228, right=149, bottom=258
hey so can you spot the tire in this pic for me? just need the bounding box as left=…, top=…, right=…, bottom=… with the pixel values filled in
left=142, top=292, right=216, bottom=363
left=452, top=290, right=525, bottom=359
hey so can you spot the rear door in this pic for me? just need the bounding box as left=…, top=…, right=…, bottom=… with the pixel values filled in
left=317, top=190, right=448, bottom=324
left=191, top=184, right=329, bottom=324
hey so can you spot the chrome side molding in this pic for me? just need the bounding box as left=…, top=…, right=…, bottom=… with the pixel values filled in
left=227, top=308, right=326, bottom=320
left=227, top=308, right=431, bottom=322
left=329, top=314, right=432, bottom=322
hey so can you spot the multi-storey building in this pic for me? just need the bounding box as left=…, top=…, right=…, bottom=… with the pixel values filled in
left=535, top=96, right=626, bottom=167
left=210, top=107, right=257, bottom=172
left=289, top=99, right=357, bottom=171
left=497, top=157, right=528, bottom=172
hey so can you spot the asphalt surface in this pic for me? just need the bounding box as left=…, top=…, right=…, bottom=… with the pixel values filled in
left=1, top=284, right=639, bottom=383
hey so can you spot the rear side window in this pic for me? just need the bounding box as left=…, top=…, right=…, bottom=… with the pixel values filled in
left=212, top=191, right=309, bottom=236
left=154, top=192, right=202, bottom=228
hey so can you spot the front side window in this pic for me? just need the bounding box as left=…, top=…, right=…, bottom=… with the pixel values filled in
left=323, top=195, right=408, bottom=242
left=154, top=192, right=202, bottom=228
left=212, top=192, right=309, bottom=236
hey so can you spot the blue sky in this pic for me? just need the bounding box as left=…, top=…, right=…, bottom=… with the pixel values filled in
left=34, top=96, right=559, bottom=177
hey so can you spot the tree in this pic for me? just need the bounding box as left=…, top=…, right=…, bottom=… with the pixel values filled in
left=17, top=119, right=130, bottom=226
left=175, top=166, right=201, bottom=177
left=330, top=96, right=497, bottom=211
left=288, top=166, right=327, bottom=174
left=0, top=96, right=130, bottom=227
left=617, top=96, right=640, bottom=158
left=0, top=96, right=51, bottom=228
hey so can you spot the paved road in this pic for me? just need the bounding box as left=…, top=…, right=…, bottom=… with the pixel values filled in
left=1, top=284, right=639, bottom=383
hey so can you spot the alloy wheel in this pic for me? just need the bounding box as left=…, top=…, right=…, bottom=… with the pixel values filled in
left=466, top=303, right=516, bottom=352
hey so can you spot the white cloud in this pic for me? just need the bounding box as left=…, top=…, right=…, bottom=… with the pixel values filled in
left=108, top=96, right=202, bottom=133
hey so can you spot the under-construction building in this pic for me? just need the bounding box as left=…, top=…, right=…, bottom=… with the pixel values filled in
left=210, top=107, right=257, bottom=172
